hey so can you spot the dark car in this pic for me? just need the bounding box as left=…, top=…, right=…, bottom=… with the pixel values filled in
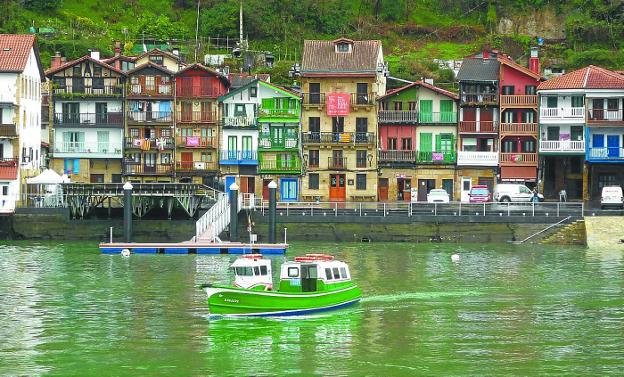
left=469, top=185, right=491, bottom=203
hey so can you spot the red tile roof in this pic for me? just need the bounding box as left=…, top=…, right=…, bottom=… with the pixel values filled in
left=0, top=34, right=44, bottom=79
left=45, top=55, right=125, bottom=76
left=538, top=65, right=624, bottom=90
left=378, top=80, right=459, bottom=101
left=176, top=63, right=229, bottom=86
left=0, top=160, right=17, bottom=180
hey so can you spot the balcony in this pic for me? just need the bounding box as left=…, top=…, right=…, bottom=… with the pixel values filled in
left=459, top=121, right=498, bottom=134
left=175, top=160, right=219, bottom=174
left=500, top=95, right=538, bottom=108
left=0, top=124, right=17, bottom=138
left=258, top=134, right=298, bottom=149
left=53, top=85, right=123, bottom=98
left=328, top=157, right=347, bottom=170
left=219, top=150, right=258, bottom=165
left=460, top=92, right=498, bottom=106
left=301, top=132, right=375, bottom=146
left=351, top=93, right=374, bottom=106
left=378, top=110, right=418, bottom=124
left=416, top=150, right=456, bottom=164
left=257, top=107, right=300, bottom=120
left=127, top=111, right=173, bottom=124
left=587, top=109, right=624, bottom=124
left=176, top=136, right=217, bottom=149
left=128, top=83, right=172, bottom=97
left=302, top=93, right=325, bottom=106
left=124, top=137, right=174, bottom=150
left=222, top=116, right=256, bottom=128
left=456, top=151, right=498, bottom=166
left=499, top=123, right=537, bottom=136
left=123, top=162, right=173, bottom=176
left=378, top=150, right=416, bottom=164
left=54, top=112, right=124, bottom=128
left=53, top=142, right=122, bottom=158
left=419, top=112, right=457, bottom=124
left=540, top=107, right=584, bottom=122
left=176, top=85, right=224, bottom=98
left=258, top=158, right=301, bottom=173
left=500, top=152, right=538, bottom=166
left=588, top=147, right=624, bottom=161
left=539, top=140, right=585, bottom=154
left=178, top=111, right=218, bottom=123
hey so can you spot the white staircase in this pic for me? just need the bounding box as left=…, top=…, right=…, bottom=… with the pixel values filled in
left=194, top=192, right=243, bottom=242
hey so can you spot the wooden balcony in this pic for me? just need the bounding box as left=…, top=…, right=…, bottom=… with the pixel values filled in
left=328, top=157, right=347, bottom=170
left=499, top=152, right=538, bottom=166
left=176, top=85, right=224, bottom=98
left=301, top=132, right=375, bottom=146
left=419, top=112, right=457, bottom=124
left=53, top=85, right=123, bottom=98
left=127, top=83, right=173, bottom=97
left=499, top=123, right=537, bottom=136
left=459, top=121, right=498, bottom=134
left=125, top=137, right=174, bottom=150
left=0, top=124, right=17, bottom=138
left=378, top=150, right=416, bottom=164
left=175, top=136, right=217, bottom=149
left=500, top=95, right=537, bottom=108
left=54, top=112, right=124, bottom=128
left=378, top=110, right=418, bottom=124
left=460, top=92, right=498, bottom=106
left=123, top=162, right=173, bottom=176
left=222, top=116, right=255, bottom=128
left=127, top=111, right=173, bottom=124
left=177, top=111, right=218, bottom=123
left=175, top=161, right=219, bottom=174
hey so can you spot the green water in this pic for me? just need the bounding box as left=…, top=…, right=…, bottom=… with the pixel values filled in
left=1, top=242, right=623, bottom=376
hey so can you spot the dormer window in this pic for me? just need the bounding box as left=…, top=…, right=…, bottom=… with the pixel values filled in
left=336, top=43, right=352, bottom=53
left=149, top=55, right=164, bottom=66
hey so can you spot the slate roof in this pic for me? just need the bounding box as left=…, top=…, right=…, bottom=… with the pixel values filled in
left=378, top=80, right=458, bottom=101
left=538, top=65, right=624, bottom=90
left=0, top=34, right=44, bottom=79
left=456, top=58, right=500, bottom=82
left=125, top=61, right=175, bottom=76
left=301, top=39, right=381, bottom=76
left=228, top=73, right=270, bottom=89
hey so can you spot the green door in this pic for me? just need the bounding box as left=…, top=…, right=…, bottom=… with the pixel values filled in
left=420, top=100, right=433, bottom=123
left=419, top=132, right=432, bottom=162
left=271, top=127, right=284, bottom=148
left=440, top=100, right=454, bottom=123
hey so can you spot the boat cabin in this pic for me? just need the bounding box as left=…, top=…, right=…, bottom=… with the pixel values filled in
left=231, top=254, right=273, bottom=290
left=278, top=254, right=352, bottom=293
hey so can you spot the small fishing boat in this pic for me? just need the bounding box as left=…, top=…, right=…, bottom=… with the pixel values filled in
left=202, top=253, right=361, bottom=316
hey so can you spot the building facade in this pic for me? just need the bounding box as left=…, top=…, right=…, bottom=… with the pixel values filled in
left=300, top=38, right=385, bottom=202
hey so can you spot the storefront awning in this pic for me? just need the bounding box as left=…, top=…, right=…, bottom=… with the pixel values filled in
left=501, top=166, right=537, bottom=182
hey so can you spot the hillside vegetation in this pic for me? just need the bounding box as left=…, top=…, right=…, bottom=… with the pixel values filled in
left=3, top=0, right=624, bottom=87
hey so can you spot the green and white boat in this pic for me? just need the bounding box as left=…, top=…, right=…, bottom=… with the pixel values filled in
left=202, top=254, right=361, bottom=317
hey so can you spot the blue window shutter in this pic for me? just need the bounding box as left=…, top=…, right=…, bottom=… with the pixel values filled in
left=64, top=159, right=71, bottom=173
left=73, top=159, right=80, bottom=173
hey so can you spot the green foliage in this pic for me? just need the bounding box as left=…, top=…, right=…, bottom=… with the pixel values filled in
left=566, top=49, right=624, bottom=70
left=23, top=0, right=62, bottom=10
left=253, top=60, right=296, bottom=86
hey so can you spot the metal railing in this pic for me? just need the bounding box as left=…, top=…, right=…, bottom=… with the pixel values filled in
left=328, top=157, right=347, bottom=169
left=258, top=135, right=298, bottom=149
left=540, top=107, right=584, bottom=119
left=195, top=192, right=242, bottom=242
left=351, top=93, right=374, bottom=105
left=588, top=147, right=624, bottom=160
left=378, top=110, right=418, bottom=123
left=127, top=111, right=173, bottom=123
left=257, top=108, right=300, bottom=117
left=53, top=142, right=122, bottom=155
left=176, top=136, right=217, bottom=148
left=54, top=112, right=124, bottom=127
left=416, top=150, right=456, bottom=163
left=125, top=137, right=174, bottom=150
left=302, top=93, right=325, bottom=105
left=250, top=201, right=584, bottom=219
left=258, top=159, right=301, bottom=172
left=539, top=140, right=585, bottom=153
left=459, top=121, right=498, bottom=133
left=301, top=132, right=375, bottom=145
left=587, top=109, right=623, bottom=122
left=219, top=150, right=258, bottom=161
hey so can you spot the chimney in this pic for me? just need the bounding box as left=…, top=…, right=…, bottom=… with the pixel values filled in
left=51, top=52, right=62, bottom=69
left=529, top=47, right=540, bottom=74
left=172, top=48, right=180, bottom=56
left=482, top=49, right=489, bottom=60
left=90, top=49, right=100, bottom=61
left=114, top=41, right=121, bottom=57
left=424, top=78, right=434, bottom=86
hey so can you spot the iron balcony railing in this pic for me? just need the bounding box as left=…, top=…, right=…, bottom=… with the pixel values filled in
left=54, top=112, right=124, bottom=127
left=123, top=162, right=173, bottom=175
left=539, top=140, right=585, bottom=153
left=302, top=93, right=325, bottom=105
left=257, top=108, right=300, bottom=118
left=416, top=150, right=456, bottom=163
left=459, top=121, right=498, bottom=133
left=53, top=85, right=123, bottom=96
left=127, top=111, right=173, bottom=123
left=301, top=132, right=375, bottom=145
left=176, top=136, right=217, bottom=148
left=124, top=137, right=174, bottom=150
left=128, top=83, right=172, bottom=96
left=327, top=157, right=347, bottom=170
left=588, top=147, right=624, bottom=160
left=258, top=135, right=298, bottom=149
left=221, top=116, right=256, bottom=128
left=499, top=152, right=538, bottom=165
left=177, top=111, right=218, bottom=123
left=378, top=110, right=418, bottom=123
left=500, top=95, right=538, bottom=107
left=587, top=109, right=624, bottom=122
left=53, top=142, right=122, bottom=155
left=258, top=159, right=301, bottom=172
left=219, top=150, right=258, bottom=162
left=351, top=93, right=374, bottom=106
left=540, top=107, right=584, bottom=119
left=0, top=124, right=17, bottom=137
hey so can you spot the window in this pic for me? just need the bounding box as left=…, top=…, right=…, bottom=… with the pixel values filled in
left=288, top=267, right=299, bottom=277
left=93, top=66, right=102, bottom=77
left=340, top=267, right=347, bottom=279
left=525, top=85, right=536, bottom=95
left=309, top=83, right=320, bottom=104
left=401, top=138, right=412, bottom=150
left=201, top=152, right=213, bottom=162
left=308, top=173, right=319, bottom=189
left=249, top=87, right=257, bottom=97
left=356, top=174, right=366, bottom=190
left=253, top=266, right=260, bottom=275
left=308, top=150, right=319, bottom=167
left=547, top=127, right=560, bottom=141
left=356, top=118, right=368, bottom=133
left=388, top=137, right=398, bottom=150
left=309, top=117, right=320, bottom=133
left=332, top=267, right=340, bottom=279
left=234, top=104, right=246, bottom=116
left=502, top=86, right=515, bottom=95
left=522, top=139, right=536, bottom=153
left=72, top=66, right=81, bottom=77
left=149, top=55, right=164, bottom=65
left=161, top=153, right=171, bottom=164
left=571, top=96, right=584, bottom=108
left=235, top=267, right=253, bottom=276
left=393, top=102, right=403, bottom=111
left=462, top=138, right=477, bottom=151
left=546, top=97, right=558, bottom=108
left=608, top=99, right=619, bottom=110
left=503, top=140, right=517, bottom=153
left=325, top=268, right=333, bottom=280
left=523, top=110, right=535, bottom=123
left=112, top=174, right=122, bottom=183
left=571, top=126, right=584, bottom=141
left=336, top=43, right=351, bottom=53
left=2, top=186, right=7, bottom=195
left=332, top=117, right=344, bottom=133
left=408, top=101, right=417, bottom=111
left=260, top=265, right=268, bottom=275
left=356, top=150, right=367, bottom=168
left=145, top=76, right=155, bottom=90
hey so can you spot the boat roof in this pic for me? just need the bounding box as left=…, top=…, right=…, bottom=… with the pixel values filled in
left=231, top=254, right=271, bottom=267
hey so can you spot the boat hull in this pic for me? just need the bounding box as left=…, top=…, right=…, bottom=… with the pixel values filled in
left=205, top=284, right=361, bottom=316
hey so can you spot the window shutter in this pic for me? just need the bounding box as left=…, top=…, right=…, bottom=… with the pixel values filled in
left=435, top=134, right=441, bottom=152
left=420, top=133, right=432, bottom=152
left=262, top=98, right=275, bottom=109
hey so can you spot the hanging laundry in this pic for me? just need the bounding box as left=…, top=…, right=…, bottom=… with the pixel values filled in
left=132, top=139, right=142, bottom=147
left=140, top=139, right=151, bottom=151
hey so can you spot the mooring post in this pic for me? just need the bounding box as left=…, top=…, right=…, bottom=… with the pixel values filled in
left=123, top=182, right=133, bottom=242
left=229, top=182, right=239, bottom=242
left=268, top=180, right=277, bottom=243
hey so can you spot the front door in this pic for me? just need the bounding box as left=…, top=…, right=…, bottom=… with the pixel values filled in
left=442, top=179, right=454, bottom=201
left=378, top=178, right=389, bottom=201
left=418, top=179, right=435, bottom=201
left=329, top=174, right=346, bottom=201
left=240, top=176, right=255, bottom=194
left=461, top=177, right=472, bottom=202
left=607, top=135, right=620, bottom=158
left=280, top=178, right=298, bottom=201
left=300, top=264, right=318, bottom=292
left=397, top=178, right=411, bottom=201
left=181, top=152, right=193, bottom=169
left=262, top=179, right=271, bottom=200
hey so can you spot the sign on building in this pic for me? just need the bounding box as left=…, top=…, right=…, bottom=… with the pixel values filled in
left=326, top=93, right=350, bottom=116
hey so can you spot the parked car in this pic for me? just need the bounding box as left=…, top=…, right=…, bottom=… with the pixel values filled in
left=468, top=185, right=491, bottom=203
left=427, top=189, right=450, bottom=203
left=493, top=183, right=544, bottom=203
left=600, top=186, right=624, bottom=209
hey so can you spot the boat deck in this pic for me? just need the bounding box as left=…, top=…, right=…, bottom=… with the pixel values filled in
left=99, top=242, right=288, bottom=255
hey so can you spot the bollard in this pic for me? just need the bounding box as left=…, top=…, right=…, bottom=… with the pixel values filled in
left=229, top=182, right=239, bottom=242
left=123, top=182, right=133, bottom=242
left=268, top=181, right=277, bottom=243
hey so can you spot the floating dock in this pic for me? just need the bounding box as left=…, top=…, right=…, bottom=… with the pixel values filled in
left=99, top=242, right=288, bottom=255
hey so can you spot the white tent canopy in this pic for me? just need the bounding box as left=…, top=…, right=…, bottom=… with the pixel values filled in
left=26, top=169, right=68, bottom=184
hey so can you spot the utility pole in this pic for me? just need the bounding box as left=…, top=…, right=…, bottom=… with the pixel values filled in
left=194, top=0, right=201, bottom=62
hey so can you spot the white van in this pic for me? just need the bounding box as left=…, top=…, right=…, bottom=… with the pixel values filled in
left=493, top=183, right=543, bottom=202
left=600, top=186, right=623, bottom=209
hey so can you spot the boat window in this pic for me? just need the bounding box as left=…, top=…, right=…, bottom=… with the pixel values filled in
left=340, top=267, right=348, bottom=279
left=325, top=268, right=333, bottom=280
left=235, top=267, right=253, bottom=276
left=332, top=267, right=340, bottom=279
left=260, top=265, right=268, bottom=275
left=288, top=267, right=299, bottom=277
left=254, top=266, right=260, bottom=275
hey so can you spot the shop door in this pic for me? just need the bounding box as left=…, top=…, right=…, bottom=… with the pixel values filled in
left=397, top=178, right=411, bottom=201
left=280, top=178, right=298, bottom=202
left=329, top=174, right=346, bottom=201
left=378, top=178, right=389, bottom=201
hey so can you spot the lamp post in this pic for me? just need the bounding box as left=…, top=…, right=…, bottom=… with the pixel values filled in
left=123, top=181, right=133, bottom=242
left=268, top=180, right=277, bottom=243
left=229, top=182, right=239, bottom=241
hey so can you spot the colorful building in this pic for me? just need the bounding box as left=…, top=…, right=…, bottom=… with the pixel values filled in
left=0, top=34, right=44, bottom=213
left=47, top=51, right=125, bottom=183
left=377, top=81, right=458, bottom=201
left=300, top=38, right=385, bottom=201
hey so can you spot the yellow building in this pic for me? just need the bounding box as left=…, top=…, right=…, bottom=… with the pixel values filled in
left=300, top=38, right=386, bottom=201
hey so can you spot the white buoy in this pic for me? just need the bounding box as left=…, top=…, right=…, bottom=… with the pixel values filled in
left=451, top=254, right=460, bottom=263
left=121, top=249, right=131, bottom=257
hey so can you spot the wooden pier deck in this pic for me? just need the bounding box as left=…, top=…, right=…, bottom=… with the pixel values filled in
left=99, top=242, right=288, bottom=255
